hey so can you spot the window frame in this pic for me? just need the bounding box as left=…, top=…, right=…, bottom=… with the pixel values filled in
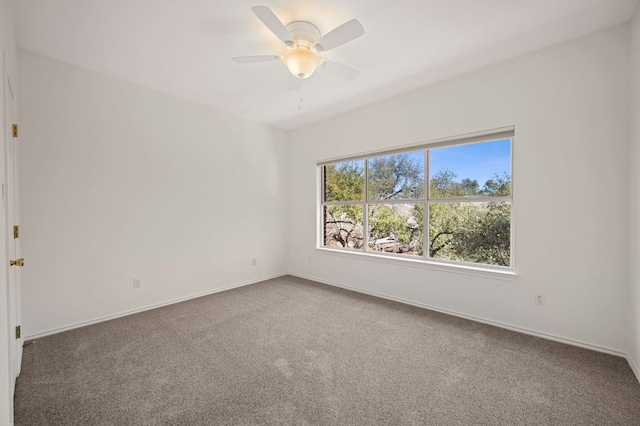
left=318, top=127, right=515, bottom=273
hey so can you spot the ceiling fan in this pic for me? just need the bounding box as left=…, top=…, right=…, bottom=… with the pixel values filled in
left=232, top=6, right=365, bottom=89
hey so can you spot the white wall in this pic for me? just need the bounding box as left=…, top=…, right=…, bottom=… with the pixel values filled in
left=629, top=4, right=640, bottom=377
left=288, top=24, right=631, bottom=354
left=0, top=0, right=18, bottom=423
left=18, top=50, right=289, bottom=338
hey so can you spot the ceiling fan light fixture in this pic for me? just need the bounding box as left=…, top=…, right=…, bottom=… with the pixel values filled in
left=283, top=47, right=320, bottom=79
left=234, top=7, right=365, bottom=85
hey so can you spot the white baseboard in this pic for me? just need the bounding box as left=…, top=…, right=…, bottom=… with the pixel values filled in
left=287, top=272, right=628, bottom=358
left=25, top=273, right=287, bottom=341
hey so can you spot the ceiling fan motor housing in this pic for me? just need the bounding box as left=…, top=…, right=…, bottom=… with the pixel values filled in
left=285, top=21, right=321, bottom=46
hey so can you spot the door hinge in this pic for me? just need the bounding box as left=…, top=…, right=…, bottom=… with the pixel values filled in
left=13, top=225, right=19, bottom=239
left=12, top=124, right=18, bottom=138
left=15, top=326, right=20, bottom=339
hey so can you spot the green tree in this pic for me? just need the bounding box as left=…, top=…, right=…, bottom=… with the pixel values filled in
left=324, top=162, right=365, bottom=248
left=368, top=154, right=424, bottom=255
left=479, top=173, right=511, bottom=196
left=324, top=205, right=364, bottom=249
left=324, top=162, right=364, bottom=202
left=429, top=171, right=511, bottom=266
left=368, top=154, right=423, bottom=200
left=430, top=170, right=463, bottom=197
left=460, top=178, right=479, bottom=196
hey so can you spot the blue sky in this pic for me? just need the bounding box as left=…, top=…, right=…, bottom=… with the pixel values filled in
left=427, top=138, right=511, bottom=185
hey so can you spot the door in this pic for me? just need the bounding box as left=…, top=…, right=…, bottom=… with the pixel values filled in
left=5, top=74, right=21, bottom=384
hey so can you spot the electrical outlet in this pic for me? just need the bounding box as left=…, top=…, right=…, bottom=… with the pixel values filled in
left=535, top=293, right=545, bottom=306
left=133, top=278, right=141, bottom=289
left=252, top=258, right=257, bottom=266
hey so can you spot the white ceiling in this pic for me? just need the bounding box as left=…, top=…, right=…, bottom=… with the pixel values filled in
left=15, top=0, right=639, bottom=130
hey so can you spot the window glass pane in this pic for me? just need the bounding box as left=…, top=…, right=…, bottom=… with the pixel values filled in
left=368, top=152, right=424, bottom=201
left=324, top=205, right=364, bottom=249
left=324, top=161, right=365, bottom=202
left=368, top=204, right=423, bottom=256
left=430, top=139, right=511, bottom=198
left=428, top=202, right=511, bottom=266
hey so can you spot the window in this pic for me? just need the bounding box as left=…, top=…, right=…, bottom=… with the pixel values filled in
left=320, top=129, right=513, bottom=269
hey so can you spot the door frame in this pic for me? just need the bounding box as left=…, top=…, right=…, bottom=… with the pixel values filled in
left=1, top=47, right=19, bottom=424
left=5, top=70, right=21, bottom=382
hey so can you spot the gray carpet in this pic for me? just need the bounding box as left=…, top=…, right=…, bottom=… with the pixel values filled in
left=14, top=275, right=640, bottom=425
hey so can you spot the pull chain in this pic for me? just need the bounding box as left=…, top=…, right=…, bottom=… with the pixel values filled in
left=298, top=79, right=303, bottom=110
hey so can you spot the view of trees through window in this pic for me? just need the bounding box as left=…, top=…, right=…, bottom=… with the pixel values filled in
left=322, top=137, right=512, bottom=268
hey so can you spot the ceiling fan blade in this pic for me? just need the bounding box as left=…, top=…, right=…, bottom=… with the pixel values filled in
left=322, top=61, right=360, bottom=81
left=315, top=19, right=364, bottom=52
left=287, top=75, right=301, bottom=91
left=232, top=55, right=280, bottom=63
left=251, top=6, right=294, bottom=45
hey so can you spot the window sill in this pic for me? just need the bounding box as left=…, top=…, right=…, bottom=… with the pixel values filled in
left=315, top=247, right=518, bottom=281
